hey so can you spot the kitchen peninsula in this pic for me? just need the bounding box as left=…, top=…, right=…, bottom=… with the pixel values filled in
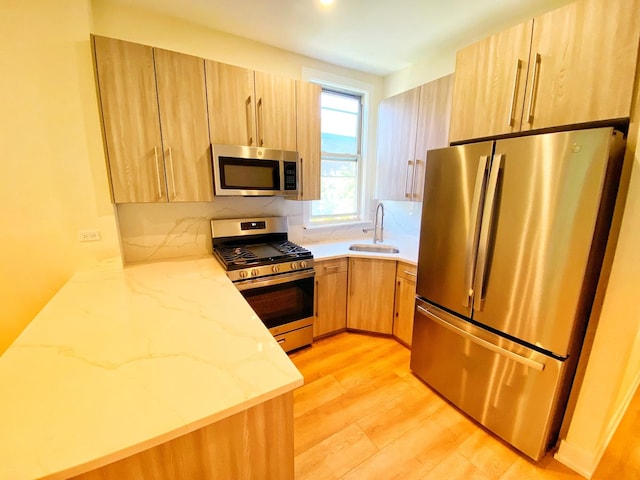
left=0, top=257, right=302, bottom=480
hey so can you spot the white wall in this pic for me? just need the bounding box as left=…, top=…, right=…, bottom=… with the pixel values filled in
left=0, top=0, right=121, bottom=354
left=556, top=82, right=640, bottom=478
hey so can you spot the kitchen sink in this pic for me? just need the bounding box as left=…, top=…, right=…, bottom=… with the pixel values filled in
left=348, top=243, right=400, bottom=254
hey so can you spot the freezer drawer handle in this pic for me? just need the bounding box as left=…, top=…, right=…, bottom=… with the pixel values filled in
left=416, top=305, right=545, bottom=372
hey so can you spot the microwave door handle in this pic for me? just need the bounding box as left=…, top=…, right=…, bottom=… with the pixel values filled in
left=463, top=154, right=489, bottom=307
left=299, top=157, right=303, bottom=197
left=473, top=154, right=502, bottom=312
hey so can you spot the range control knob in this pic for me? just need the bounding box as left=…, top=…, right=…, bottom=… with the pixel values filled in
left=291, top=262, right=298, bottom=269
left=272, top=265, right=280, bottom=273
left=300, top=261, right=308, bottom=269
left=239, top=271, right=247, bottom=279
left=251, top=269, right=259, bottom=277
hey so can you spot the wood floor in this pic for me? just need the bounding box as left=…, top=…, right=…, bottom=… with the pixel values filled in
left=289, top=332, right=639, bottom=480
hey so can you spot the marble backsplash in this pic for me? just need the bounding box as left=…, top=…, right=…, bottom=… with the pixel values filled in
left=116, top=198, right=422, bottom=264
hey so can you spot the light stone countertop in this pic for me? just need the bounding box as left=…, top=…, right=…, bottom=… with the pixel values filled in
left=302, top=234, right=420, bottom=265
left=0, top=256, right=303, bottom=480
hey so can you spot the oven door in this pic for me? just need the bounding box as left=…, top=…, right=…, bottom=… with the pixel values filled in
left=235, top=269, right=314, bottom=351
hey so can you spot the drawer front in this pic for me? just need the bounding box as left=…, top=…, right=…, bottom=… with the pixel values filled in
left=410, top=300, right=566, bottom=460
left=314, top=258, right=348, bottom=276
left=396, top=262, right=417, bottom=281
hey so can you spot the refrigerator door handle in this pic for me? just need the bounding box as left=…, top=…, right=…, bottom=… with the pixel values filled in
left=417, top=305, right=545, bottom=371
left=463, top=154, right=490, bottom=307
left=473, top=154, right=502, bottom=312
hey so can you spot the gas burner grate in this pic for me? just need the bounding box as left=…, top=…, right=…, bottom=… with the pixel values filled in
left=272, top=240, right=311, bottom=256
left=215, top=246, right=258, bottom=265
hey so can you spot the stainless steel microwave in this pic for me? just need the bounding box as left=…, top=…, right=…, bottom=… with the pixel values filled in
left=211, top=144, right=299, bottom=197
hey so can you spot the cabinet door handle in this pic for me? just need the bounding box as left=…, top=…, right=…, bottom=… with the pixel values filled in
left=245, top=95, right=254, bottom=146
left=168, top=147, right=177, bottom=199
left=404, top=160, right=415, bottom=198
left=507, top=59, right=522, bottom=127
left=411, top=159, right=420, bottom=199
left=257, top=97, right=264, bottom=147
left=153, top=146, right=163, bottom=199
left=527, top=53, right=541, bottom=124
left=403, top=270, right=417, bottom=277
left=324, top=265, right=340, bottom=270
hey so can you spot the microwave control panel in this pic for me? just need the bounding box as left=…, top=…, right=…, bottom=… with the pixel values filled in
left=284, top=162, right=297, bottom=191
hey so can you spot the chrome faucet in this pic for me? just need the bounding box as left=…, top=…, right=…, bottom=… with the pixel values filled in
left=363, top=202, right=385, bottom=244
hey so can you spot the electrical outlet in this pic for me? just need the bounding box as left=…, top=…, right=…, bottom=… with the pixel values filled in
left=78, top=229, right=101, bottom=242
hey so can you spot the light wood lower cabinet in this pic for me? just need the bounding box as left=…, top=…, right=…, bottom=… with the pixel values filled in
left=393, top=262, right=417, bottom=346
left=70, top=392, right=294, bottom=480
left=347, top=258, right=396, bottom=334
left=314, top=259, right=348, bottom=338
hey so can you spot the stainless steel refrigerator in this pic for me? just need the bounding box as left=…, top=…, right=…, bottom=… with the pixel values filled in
left=410, top=127, right=626, bottom=460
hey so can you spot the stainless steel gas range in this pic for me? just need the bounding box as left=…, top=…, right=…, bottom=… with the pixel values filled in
left=211, top=217, right=314, bottom=352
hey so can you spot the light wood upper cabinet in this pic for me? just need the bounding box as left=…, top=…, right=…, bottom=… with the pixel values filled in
left=522, top=0, right=640, bottom=132
left=295, top=81, right=321, bottom=200
left=347, top=258, right=396, bottom=334
left=376, top=74, right=454, bottom=201
left=205, top=62, right=256, bottom=147
left=393, top=262, right=417, bottom=347
left=375, top=87, right=420, bottom=201
left=449, top=0, right=640, bottom=143
left=94, top=36, right=212, bottom=203
left=254, top=71, right=297, bottom=151
left=206, top=62, right=297, bottom=151
left=93, top=36, right=166, bottom=203
left=154, top=49, right=212, bottom=202
left=314, top=259, right=348, bottom=338
left=412, top=74, right=454, bottom=202
left=449, top=21, right=533, bottom=143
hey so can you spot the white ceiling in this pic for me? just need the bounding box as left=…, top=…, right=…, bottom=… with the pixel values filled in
left=107, top=0, right=573, bottom=76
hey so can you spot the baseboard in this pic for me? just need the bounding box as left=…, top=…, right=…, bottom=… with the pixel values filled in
left=555, top=370, right=640, bottom=478
left=555, top=440, right=597, bottom=478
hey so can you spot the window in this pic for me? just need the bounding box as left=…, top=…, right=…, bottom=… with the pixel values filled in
left=310, top=89, right=363, bottom=224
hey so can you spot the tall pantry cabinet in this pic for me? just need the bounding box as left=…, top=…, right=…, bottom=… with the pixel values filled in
left=93, top=36, right=212, bottom=203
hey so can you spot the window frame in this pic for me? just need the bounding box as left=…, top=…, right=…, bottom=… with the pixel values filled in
left=307, top=86, right=366, bottom=226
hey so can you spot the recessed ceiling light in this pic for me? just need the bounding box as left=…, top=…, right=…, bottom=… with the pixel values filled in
left=319, top=0, right=334, bottom=6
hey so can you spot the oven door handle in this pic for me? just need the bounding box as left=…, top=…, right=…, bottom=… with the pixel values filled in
left=234, top=269, right=315, bottom=291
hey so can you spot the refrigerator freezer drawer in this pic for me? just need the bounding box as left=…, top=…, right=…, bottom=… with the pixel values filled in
left=410, top=300, right=567, bottom=460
